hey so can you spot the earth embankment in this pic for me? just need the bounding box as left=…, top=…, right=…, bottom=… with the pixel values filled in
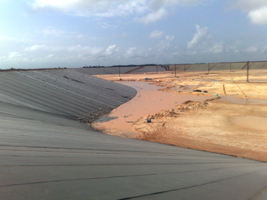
left=0, top=70, right=136, bottom=126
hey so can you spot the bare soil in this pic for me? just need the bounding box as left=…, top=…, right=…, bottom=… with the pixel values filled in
left=92, top=70, right=267, bottom=162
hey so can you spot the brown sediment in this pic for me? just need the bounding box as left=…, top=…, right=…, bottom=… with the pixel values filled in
left=92, top=81, right=210, bottom=138
left=92, top=71, right=267, bottom=162
left=141, top=131, right=267, bottom=162
left=133, top=98, right=267, bottom=162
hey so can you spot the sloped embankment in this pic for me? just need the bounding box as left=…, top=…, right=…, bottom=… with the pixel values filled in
left=0, top=69, right=137, bottom=137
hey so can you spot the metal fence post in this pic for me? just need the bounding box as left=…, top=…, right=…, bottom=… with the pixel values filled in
left=247, top=61, right=249, bottom=82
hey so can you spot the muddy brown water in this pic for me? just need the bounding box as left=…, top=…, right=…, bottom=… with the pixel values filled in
left=92, top=81, right=211, bottom=138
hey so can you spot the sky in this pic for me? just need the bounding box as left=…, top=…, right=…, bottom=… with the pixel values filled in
left=1, top=0, right=267, bottom=69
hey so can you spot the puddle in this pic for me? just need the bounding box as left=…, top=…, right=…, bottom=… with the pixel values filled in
left=95, top=116, right=118, bottom=123
left=93, top=81, right=211, bottom=137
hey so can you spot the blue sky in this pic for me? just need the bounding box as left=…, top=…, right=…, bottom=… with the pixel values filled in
left=1, top=0, right=267, bottom=69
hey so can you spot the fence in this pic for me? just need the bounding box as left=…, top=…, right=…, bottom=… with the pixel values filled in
left=86, top=61, right=267, bottom=83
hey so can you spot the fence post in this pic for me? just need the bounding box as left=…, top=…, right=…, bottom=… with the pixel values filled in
left=230, top=62, right=231, bottom=72
left=184, top=64, right=185, bottom=72
left=119, top=67, right=120, bottom=77
left=175, top=65, right=177, bottom=77
left=157, top=66, right=158, bottom=74
left=208, top=63, right=210, bottom=74
left=247, top=61, right=249, bottom=82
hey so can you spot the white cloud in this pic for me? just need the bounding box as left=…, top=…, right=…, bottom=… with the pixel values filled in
left=225, top=42, right=260, bottom=55
left=123, top=47, right=149, bottom=59
left=233, top=0, right=267, bottom=11
left=233, top=48, right=240, bottom=54
left=36, top=28, right=77, bottom=39
left=225, top=40, right=244, bottom=54
left=8, top=52, right=21, bottom=59
left=124, top=47, right=137, bottom=58
left=186, top=25, right=225, bottom=55
left=32, top=0, right=148, bottom=17
left=166, top=35, right=174, bottom=41
left=24, top=44, right=119, bottom=59
left=234, top=0, right=267, bottom=24
left=24, top=44, right=64, bottom=52
left=97, top=21, right=116, bottom=29
left=149, top=0, right=209, bottom=10
left=261, top=46, right=267, bottom=53
left=32, top=0, right=211, bottom=25
left=25, top=44, right=47, bottom=51
left=208, top=43, right=223, bottom=54
left=157, top=40, right=173, bottom=51
left=105, top=44, right=116, bottom=55
left=22, top=44, right=116, bottom=63
left=0, top=56, right=7, bottom=61
left=150, top=30, right=164, bottom=38
left=135, top=8, right=168, bottom=24
left=32, top=0, right=79, bottom=10
left=150, top=0, right=175, bottom=10
left=187, top=25, right=209, bottom=48
left=245, top=46, right=258, bottom=52
left=248, top=7, right=267, bottom=24
left=67, top=45, right=103, bottom=56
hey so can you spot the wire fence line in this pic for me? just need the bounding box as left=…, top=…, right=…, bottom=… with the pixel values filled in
left=106, top=61, right=267, bottom=74
left=7, top=61, right=265, bottom=83
left=105, top=61, right=267, bottom=83
left=168, top=61, right=267, bottom=73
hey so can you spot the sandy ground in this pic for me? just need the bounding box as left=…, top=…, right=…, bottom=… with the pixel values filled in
left=92, top=81, right=210, bottom=138
left=92, top=70, right=267, bottom=162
